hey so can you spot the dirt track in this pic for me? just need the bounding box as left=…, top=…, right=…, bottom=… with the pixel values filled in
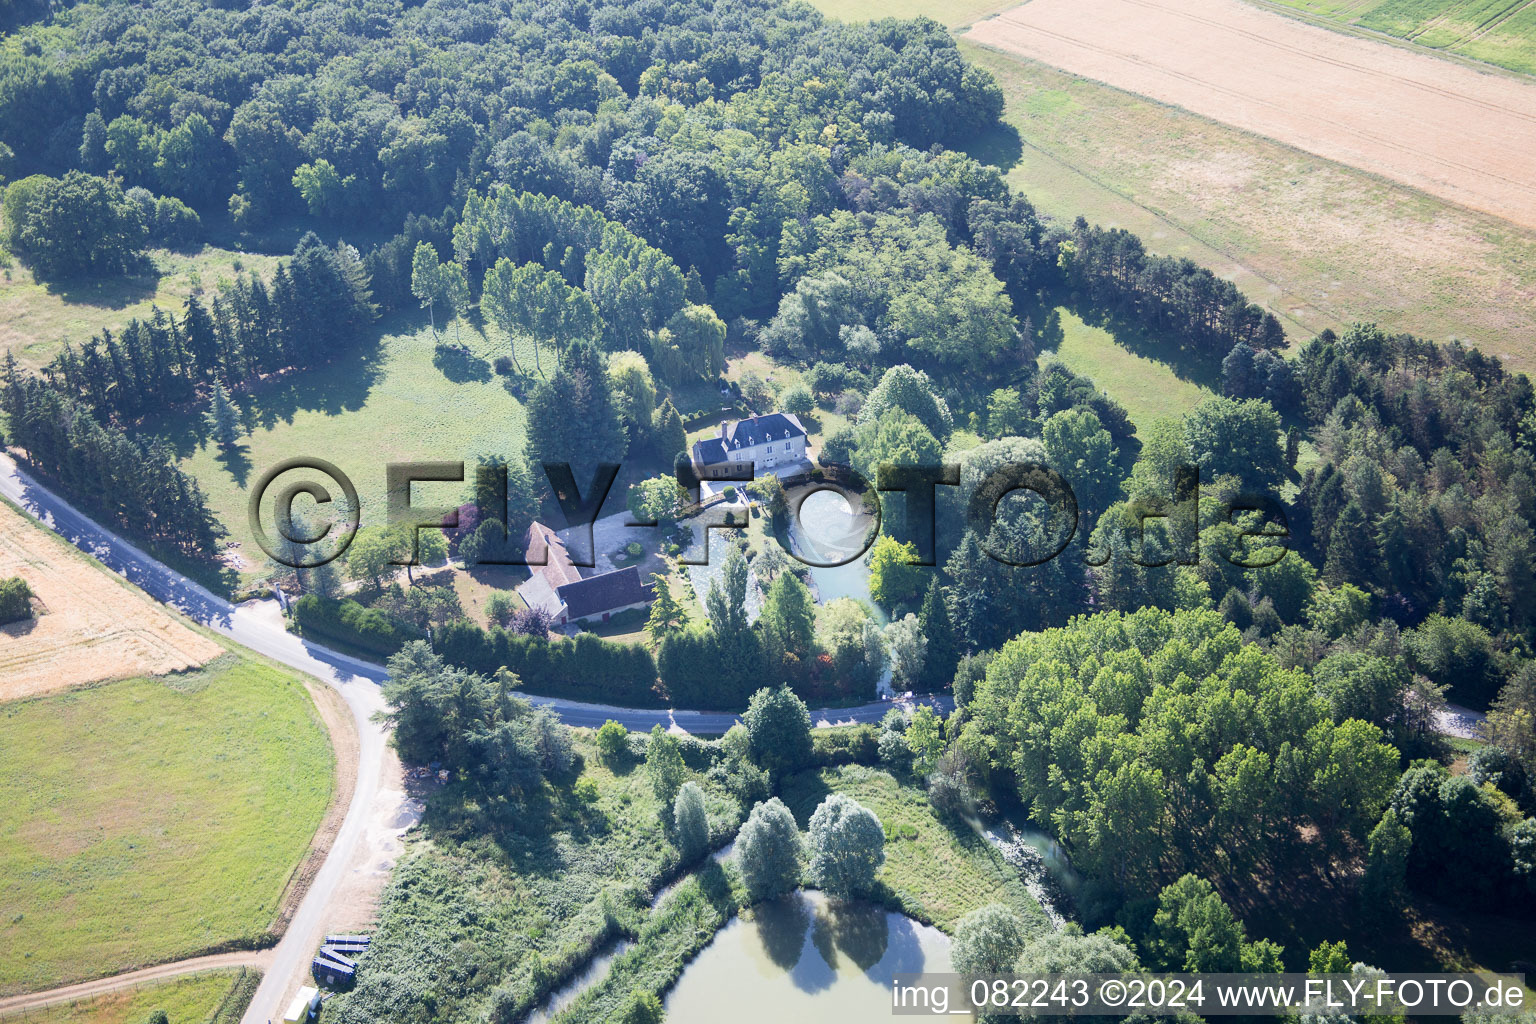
left=0, top=952, right=268, bottom=1017
left=0, top=501, right=220, bottom=701
left=967, top=0, right=1536, bottom=231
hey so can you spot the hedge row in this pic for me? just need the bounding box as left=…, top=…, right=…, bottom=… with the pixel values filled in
left=292, top=595, right=423, bottom=659
left=433, top=620, right=664, bottom=707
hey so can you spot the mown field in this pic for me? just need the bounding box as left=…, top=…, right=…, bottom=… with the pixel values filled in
left=1259, top=0, right=1536, bottom=75
left=0, top=656, right=334, bottom=996
left=18, top=970, right=256, bottom=1024
left=1040, top=308, right=1216, bottom=428
left=0, top=246, right=282, bottom=371
left=166, top=317, right=529, bottom=578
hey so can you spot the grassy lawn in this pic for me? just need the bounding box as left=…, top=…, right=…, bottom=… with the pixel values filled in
left=451, top=564, right=531, bottom=628
left=21, top=969, right=256, bottom=1024
left=1040, top=307, right=1216, bottom=429
left=0, top=656, right=334, bottom=996
left=0, top=246, right=283, bottom=371
left=165, top=317, right=528, bottom=582
left=1257, top=0, right=1536, bottom=76
left=956, top=38, right=1536, bottom=368
left=780, top=764, right=1047, bottom=932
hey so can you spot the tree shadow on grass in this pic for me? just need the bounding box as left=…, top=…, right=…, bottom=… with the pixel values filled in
left=776, top=769, right=835, bottom=830
left=42, top=257, right=161, bottom=310
left=215, top=442, right=254, bottom=488
left=1072, top=302, right=1226, bottom=395
left=434, top=342, right=492, bottom=383
left=145, top=336, right=389, bottom=459
left=961, top=122, right=1024, bottom=174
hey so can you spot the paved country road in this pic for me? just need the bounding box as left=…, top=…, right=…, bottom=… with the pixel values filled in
left=0, top=453, right=948, bottom=1023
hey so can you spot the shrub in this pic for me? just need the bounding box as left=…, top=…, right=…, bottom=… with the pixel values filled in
left=737, top=797, right=803, bottom=902
left=946, top=902, right=1032, bottom=976
left=152, top=195, right=201, bottom=246
left=574, top=776, right=600, bottom=803
left=672, top=781, right=708, bottom=862
left=806, top=793, right=885, bottom=899
left=782, top=382, right=813, bottom=417
left=493, top=355, right=513, bottom=375
left=616, top=990, right=663, bottom=1024
left=485, top=591, right=516, bottom=628
left=812, top=724, right=879, bottom=766
left=0, top=576, right=34, bottom=624
left=743, top=685, right=813, bottom=777
left=433, top=619, right=662, bottom=705
left=596, top=720, right=629, bottom=763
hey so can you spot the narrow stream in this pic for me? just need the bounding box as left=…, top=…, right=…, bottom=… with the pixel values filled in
left=522, top=842, right=737, bottom=1023
left=976, top=819, right=1081, bottom=928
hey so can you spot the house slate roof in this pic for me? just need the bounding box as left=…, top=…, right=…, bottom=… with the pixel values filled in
left=556, top=564, right=654, bottom=619
left=692, top=413, right=807, bottom=465
left=526, top=522, right=582, bottom=588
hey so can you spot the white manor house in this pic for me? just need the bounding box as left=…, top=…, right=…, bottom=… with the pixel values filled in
left=690, top=412, right=810, bottom=480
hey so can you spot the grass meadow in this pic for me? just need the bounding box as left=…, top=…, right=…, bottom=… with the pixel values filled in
left=1040, top=307, right=1216, bottom=429
left=781, top=764, right=1047, bottom=931
left=18, top=970, right=256, bottom=1024
left=1260, top=0, right=1536, bottom=76
left=166, top=317, right=528, bottom=580
left=0, top=246, right=282, bottom=371
left=0, top=656, right=334, bottom=995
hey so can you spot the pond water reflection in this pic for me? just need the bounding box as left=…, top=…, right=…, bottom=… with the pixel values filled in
left=664, top=890, right=964, bottom=1022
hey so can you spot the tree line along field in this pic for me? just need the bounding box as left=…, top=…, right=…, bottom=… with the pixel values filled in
left=955, top=38, right=1536, bottom=370
left=0, top=246, right=282, bottom=371
left=0, top=655, right=334, bottom=996
left=1257, top=0, right=1536, bottom=76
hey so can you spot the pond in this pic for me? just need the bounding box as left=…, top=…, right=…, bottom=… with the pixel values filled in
left=787, top=490, right=886, bottom=626
left=664, top=891, right=962, bottom=1023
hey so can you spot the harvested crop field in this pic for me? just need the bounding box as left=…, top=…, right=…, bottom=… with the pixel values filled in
left=968, top=0, right=1536, bottom=230
left=0, top=500, right=220, bottom=701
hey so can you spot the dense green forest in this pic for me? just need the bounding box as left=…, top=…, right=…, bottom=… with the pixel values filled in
left=2, top=0, right=1535, bottom=1011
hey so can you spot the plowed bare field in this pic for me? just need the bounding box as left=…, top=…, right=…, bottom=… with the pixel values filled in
left=0, top=502, right=219, bottom=700
left=968, top=0, right=1536, bottom=230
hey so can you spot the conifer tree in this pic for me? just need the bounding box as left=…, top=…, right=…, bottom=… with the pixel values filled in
left=203, top=378, right=240, bottom=447
left=917, top=577, right=960, bottom=692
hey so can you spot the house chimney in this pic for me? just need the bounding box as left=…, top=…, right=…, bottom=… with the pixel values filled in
left=718, top=421, right=727, bottom=439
